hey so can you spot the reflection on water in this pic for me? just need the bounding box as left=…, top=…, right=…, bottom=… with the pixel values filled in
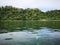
left=1, top=20, right=60, bottom=31
left=0, top=27, right=60, bottom=45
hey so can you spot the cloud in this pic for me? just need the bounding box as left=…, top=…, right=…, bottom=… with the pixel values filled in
left=0, top=0, right=60, bottom=11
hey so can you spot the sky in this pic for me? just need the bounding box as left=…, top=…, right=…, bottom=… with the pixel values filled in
left=0, top=0, right=60, bottom=12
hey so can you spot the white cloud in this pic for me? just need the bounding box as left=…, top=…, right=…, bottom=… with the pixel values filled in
left=0, top=0, right=60, bottom=11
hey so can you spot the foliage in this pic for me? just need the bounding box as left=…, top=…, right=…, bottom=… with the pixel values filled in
left=0, top=6, right=60, bottom=30
left=0, top=6, right=60, bottom=20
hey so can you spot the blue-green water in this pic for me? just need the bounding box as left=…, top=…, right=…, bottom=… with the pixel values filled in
left=0, top=27, right=60, bottom=45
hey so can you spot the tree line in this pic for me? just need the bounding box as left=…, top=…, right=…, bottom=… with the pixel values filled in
left=0, top=6, right=60, bottom=20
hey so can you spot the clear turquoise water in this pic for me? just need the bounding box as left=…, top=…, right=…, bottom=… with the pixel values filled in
left=0, top=27, right=60, bottom=45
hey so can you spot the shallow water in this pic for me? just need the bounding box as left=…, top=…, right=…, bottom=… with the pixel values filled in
left=0, top=27, right=60, bottom=45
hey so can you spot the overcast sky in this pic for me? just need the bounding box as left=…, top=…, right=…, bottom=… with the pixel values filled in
left=0, top=0, right=60, bottom=12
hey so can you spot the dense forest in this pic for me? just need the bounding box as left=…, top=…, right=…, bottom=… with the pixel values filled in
left=0, top=6, right=60, bottom=20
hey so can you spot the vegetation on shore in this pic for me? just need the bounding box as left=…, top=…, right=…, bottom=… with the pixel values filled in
left=0, top=6, right=60, bottom=20
left=0, top=6, right=60, bottom=31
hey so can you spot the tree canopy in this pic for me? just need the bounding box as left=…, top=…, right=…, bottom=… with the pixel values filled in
left=0, top=6, right=60, bottom=20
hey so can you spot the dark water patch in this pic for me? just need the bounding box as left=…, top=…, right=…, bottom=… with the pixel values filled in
left=0, top=29, right=8, bottom=34
left=5, top=38, right=13, bottom=40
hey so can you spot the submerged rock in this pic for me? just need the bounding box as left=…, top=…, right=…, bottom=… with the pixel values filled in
left=0, top=29, right=8, bottom=33
left=5, top=38, right=13, bottom=40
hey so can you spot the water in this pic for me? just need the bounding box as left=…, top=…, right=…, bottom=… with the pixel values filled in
left=0, top=27, right=60, bottom=45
